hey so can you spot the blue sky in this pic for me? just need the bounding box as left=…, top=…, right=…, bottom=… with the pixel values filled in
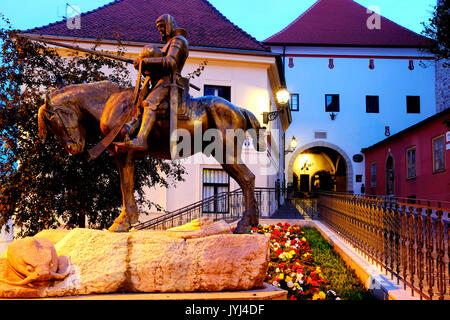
left=0, top=0, right=437, bottom=41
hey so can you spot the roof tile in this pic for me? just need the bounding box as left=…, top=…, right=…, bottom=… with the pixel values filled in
left=264, top=0, right=432, bottom=47
left=27, top=0, right=268, bottom=52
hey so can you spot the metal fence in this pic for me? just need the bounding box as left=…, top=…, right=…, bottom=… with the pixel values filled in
left=133, top=187, right=284, bottom=231
left=293, top=197, right=318, bottom=219
left=316, top=191, right=449, bottom=300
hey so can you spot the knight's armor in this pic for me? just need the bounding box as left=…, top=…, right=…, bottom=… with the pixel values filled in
left=116, top=14, right=189, bottom=151
left=140, top=16, right=188, bottom=112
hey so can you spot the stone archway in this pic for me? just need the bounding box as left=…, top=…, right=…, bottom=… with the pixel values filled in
left=287, top=141, right=354, bottom=192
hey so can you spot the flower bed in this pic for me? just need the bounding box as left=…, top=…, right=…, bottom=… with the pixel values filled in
left=251, top=223, right=373, bottom=300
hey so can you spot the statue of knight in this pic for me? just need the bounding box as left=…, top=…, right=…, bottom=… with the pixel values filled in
left=115, top=14, right=189, bottom=153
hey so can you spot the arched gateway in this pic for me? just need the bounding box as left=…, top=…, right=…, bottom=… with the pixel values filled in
left=287, top=141, right=354, bottom=193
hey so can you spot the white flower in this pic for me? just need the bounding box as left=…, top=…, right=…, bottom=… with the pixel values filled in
left=336, top=297, right=341, bottom=300
left=287, top=281, right=294, bottom=288
left=272, top=281, right=280, bottom=287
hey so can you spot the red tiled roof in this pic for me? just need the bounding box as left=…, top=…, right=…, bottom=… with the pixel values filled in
left=264, top=0, right=432, bottom=47
left=27, top=0, right=268, bottom=52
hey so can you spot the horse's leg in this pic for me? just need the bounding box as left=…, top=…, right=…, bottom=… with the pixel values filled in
left=109, top=150, right=139, bottom=232
left=221, top=162, right=259, bottom=234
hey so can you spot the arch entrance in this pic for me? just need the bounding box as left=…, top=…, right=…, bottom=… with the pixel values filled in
left=287, top=142, right=353, bottom=194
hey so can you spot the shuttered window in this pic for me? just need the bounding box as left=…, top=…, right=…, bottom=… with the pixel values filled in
left=406, top=147, right=416, bottom=179
left=202, top=169, right=230, bottom=213
left=432, top=135, right=445, bottom=173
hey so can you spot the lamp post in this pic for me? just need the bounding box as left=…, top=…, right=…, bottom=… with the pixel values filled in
left=263, top=88, right=290, bottom=124
left=285, top=136, right=297, bottom=154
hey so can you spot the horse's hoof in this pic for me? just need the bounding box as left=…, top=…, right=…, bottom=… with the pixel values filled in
left=108, top=222, right=131, bottom=232
left=233, top=210, right=258, bottom=234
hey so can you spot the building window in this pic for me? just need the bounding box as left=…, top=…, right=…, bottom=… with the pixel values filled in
left=290, top=93, right=299, bottom=111
left=370, top=162, right=377, bottom=187
left=406, top=147, right=416, bottom=179
left=432, top=135, right=445, bottom=173
left=355, top=174, right=362, bottom=183
left=406, top=96, right=420, bottom=113
left=202, top=168, right=230, bottom=213
left=204, top=85, right=231, bottom=101
left=325, top=94, right=340, bottom=112
left=366, top=95, right=379, bottom=113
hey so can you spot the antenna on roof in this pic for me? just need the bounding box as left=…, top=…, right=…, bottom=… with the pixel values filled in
left=66, top=3, right=81, bottom=17
left=56, top=3, right=80, bottom=20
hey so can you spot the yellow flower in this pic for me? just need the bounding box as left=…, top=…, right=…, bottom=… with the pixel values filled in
left=285, top=276, right=292, bottom=283
left=301, top=237, right=307, bottom=242
left=313, top=291, right=326, bottom=300
left=278, top=273, right=284, bottom=280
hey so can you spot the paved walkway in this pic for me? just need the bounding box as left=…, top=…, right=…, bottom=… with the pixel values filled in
left=268, top=200, right=304, bottom=219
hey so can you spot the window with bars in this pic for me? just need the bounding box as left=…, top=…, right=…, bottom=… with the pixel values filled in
left=290, top=93, right=299, bottom=111
left=432, top=135, right=445, bottom=173
left=406, top=147, right=416, bottom=179
left=202, top=169, right=230, bottom=213
left=366, top=95, right=379, bottom=113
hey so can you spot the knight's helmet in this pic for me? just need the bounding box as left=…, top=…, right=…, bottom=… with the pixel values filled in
left=156, top=14, right=178, bottom=39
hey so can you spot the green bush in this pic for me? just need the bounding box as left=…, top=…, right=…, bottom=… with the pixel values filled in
left=302, top=227, right=375, bottom=300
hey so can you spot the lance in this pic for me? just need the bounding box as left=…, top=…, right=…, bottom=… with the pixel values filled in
left=16, top=33, right=200, bottom=91
left=18, top=33, right=201, bottom=161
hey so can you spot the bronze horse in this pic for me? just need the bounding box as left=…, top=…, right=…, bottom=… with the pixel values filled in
left=38, top=80, right=266, bottom=233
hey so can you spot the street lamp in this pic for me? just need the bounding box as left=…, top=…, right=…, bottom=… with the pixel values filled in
left=285, top=136, right=297, bottom=154
left=276, top=88, right=290, bottom=105
left=263, top=88, right=290, bottom=124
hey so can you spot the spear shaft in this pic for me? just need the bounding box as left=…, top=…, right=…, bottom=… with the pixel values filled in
left=17, top=33, right=134, bottom=64
left=16, top=33, right=201, bottom=91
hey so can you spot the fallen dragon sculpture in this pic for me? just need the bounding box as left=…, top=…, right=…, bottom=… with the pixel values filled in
left=0, top=237, right=71, bottom=287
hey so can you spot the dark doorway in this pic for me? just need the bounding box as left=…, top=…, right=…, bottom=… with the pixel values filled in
left=300, top=174, right=310, bottom=193
left=311, top=170, right=334, bottom=192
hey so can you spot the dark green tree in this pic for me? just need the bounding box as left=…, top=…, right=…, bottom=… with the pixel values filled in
left=422, top=0, right=450, bottom=66
left=0, top=17, right=185, bottom=237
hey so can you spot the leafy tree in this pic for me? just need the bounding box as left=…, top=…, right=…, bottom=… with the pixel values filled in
left=422, top=0, right=450, bottom=66
left=0, top=17, right=185, bottom=237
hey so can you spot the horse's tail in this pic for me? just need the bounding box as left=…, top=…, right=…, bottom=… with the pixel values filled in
left=241, top=109, right=266, bottom=152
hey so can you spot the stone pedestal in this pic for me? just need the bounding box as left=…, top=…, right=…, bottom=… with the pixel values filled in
left=0, top=220, right=270, bottom=298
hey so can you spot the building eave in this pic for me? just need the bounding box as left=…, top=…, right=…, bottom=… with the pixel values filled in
left=361, top=108, right=450, bottom=153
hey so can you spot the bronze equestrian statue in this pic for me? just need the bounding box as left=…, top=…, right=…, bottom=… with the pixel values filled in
left=36, top=15, right=266, bottom=234
left=115, top=14, right=189, bottom=152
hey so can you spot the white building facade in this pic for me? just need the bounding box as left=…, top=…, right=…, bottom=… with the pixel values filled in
left=265, top=0, right=436, bottom=195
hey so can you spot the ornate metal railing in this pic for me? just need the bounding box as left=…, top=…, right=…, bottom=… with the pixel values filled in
left=293, top=197, right=318, bottom=219
left=133, top=187, right=286, bottom=231
left=317, top=191, right=449, bottom=300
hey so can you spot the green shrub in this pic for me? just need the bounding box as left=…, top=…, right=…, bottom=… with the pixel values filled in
left=302, top=227, right=374, bottom=300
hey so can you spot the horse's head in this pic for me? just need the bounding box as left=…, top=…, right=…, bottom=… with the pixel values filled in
left=38, top=92, right=85, bottom=155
